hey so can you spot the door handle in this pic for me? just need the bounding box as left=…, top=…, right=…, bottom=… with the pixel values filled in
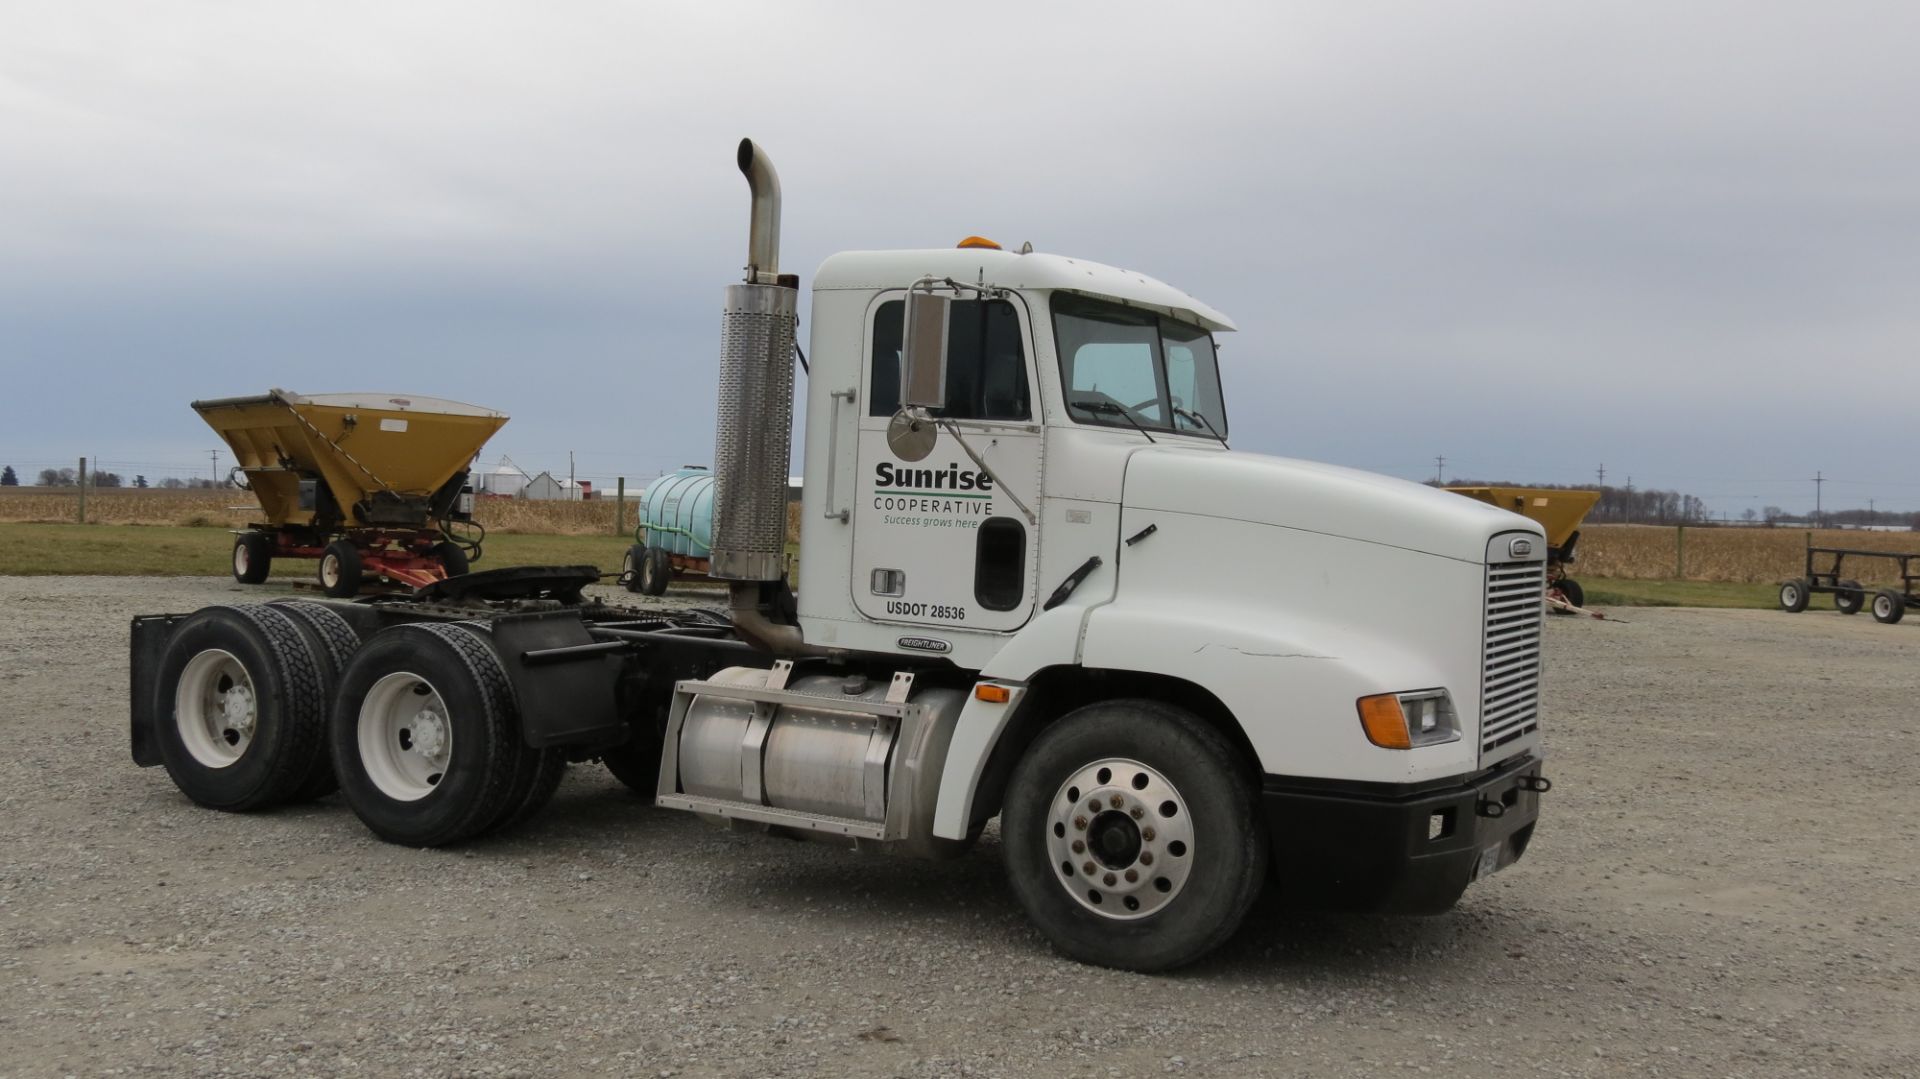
left=822, top=386, right=856, bottom=523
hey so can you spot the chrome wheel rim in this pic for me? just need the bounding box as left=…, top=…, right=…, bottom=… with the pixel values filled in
left=358, top=672, right=452, bottom=801
left=175, top=649, right=257, bottom=768
left=1045, top=757, right=1195, bottom=920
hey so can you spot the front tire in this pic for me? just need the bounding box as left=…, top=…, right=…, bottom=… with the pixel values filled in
left=153, top=605, right=330, bottom=811
left=232, top=534, right=272, bottom=584
left=329, top=622, right=527, bottom=846
left=319, top=541, right=364, bottom=598
left=1002, top=699, right=1266, bottom=972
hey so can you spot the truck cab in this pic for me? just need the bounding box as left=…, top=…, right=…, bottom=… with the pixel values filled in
left=792, top=241, right=1547, bottom=827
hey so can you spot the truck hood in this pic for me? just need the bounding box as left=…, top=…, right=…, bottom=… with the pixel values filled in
left=1121, top=446, right=1537, bottom=563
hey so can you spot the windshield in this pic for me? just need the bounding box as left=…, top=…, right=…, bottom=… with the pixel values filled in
left=1051, top=293, right=1227, bottom=438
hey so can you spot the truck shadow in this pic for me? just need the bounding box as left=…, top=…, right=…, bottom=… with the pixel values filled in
left=527, top=782, right=1531, bottom=983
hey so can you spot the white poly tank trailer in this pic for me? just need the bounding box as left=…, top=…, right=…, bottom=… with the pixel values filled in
left=623, top=467, right=716, bottom=596
left=128, top=139, right=1550, bottom=972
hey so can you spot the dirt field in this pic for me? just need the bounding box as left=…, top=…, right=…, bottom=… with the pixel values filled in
left=1, top=577, right=1915, bottom=1078
left=1579, top=523, right=1920, bottom=584
left=0, top=488, right=805, bottom=540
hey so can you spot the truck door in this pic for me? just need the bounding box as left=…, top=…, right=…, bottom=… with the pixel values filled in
left=851, top=290, right=1042, bottom=634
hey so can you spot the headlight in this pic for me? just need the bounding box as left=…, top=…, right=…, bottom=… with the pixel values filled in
left=1356, top=689, right=1460, bottom=749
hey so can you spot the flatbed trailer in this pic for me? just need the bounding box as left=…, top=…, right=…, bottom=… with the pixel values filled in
left=1777, top=544, right=1920, bottom=623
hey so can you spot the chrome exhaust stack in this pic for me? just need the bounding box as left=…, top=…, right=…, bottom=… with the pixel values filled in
left=738, top=138, right=782, bottom=286
left=712, top=139, right=815, bottom=654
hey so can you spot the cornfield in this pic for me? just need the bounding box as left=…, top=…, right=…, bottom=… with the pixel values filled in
left=0, top=488, right=807, bottom=543
left=1581, top=524, right=1920, bottom=584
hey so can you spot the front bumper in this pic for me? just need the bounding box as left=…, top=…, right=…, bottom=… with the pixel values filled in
left=1260, top=752, right=1546, bottom=914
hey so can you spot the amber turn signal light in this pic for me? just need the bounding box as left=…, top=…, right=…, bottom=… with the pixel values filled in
left=1356, top=694, right=1412, bottom=750
left=973, top=683, right=1012, bottom=703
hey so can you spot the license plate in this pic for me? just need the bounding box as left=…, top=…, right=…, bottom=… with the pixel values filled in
left=1473, top=843, right=1504, bottom=881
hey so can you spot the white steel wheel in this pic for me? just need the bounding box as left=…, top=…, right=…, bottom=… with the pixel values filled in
left=319, top=553, right=343, bottom=589
left=233, top=544, right=252, bottom=578
left=174, top=648, right=258, bottom=768
left=357, top=672, right=454, bottom=801
left=1046, top=757, right=1197, bottom=920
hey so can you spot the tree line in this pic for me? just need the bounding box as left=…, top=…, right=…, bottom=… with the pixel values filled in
left=1435, top=478, right=1920, bottom=530
left=0, top=466, right=230, bottom=490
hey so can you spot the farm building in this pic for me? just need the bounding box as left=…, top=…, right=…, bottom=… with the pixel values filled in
left=521, top=472, right=588, bottom=501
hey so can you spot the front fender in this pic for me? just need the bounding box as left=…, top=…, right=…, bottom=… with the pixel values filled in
left=1077, top=601, right=1474, bottom=784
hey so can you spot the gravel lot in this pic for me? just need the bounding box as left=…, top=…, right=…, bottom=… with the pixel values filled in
left=2, top=576, right=1916, bottom=1078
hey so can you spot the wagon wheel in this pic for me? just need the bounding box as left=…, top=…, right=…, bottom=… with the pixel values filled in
left=1777, top=578, right=1811, bottom=613
left=1552, top=578, right=1585, bottom=610
left=1871, top=589, right=1906, bottom=625
left=1834, top=580, right=1864, bottom=615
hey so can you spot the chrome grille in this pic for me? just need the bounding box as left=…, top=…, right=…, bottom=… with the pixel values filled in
left=1481, top=558, right=1544, bottom=759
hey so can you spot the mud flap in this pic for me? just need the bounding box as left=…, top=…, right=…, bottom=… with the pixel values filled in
left=129, top=614, right=185, bottom=767
left=488, top=611, right=624, bottom=749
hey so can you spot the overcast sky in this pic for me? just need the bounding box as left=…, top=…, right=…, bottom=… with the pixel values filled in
left=2, top=1, right=1915, bottom=517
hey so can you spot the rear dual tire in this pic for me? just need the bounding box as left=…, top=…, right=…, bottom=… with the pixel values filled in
left=328, top=622, right=562, bottom=846
left=267, top=600, right=364, bottom=800
left=153, top=605, right=330, bottom=811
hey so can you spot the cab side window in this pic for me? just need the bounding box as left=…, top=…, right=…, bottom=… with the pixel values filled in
left=868, top=299, right=1031, bottom=420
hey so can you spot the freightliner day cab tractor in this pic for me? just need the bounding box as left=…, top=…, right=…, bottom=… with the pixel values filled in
left=130, top=140, right=1550, bottom=971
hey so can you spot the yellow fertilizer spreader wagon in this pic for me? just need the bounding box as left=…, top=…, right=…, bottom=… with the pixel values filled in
left=194, top=390, right=506, bottom=596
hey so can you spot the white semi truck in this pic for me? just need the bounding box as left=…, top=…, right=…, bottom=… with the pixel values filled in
left=130, top=140, right=1550, bottom=971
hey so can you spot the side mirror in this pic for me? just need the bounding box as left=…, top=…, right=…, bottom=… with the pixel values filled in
left=901, top=290, right=950, bottom=410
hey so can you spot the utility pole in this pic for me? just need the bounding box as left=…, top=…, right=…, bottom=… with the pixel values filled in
left=1624, top=476, right=1633, bottom=525
left=569, top=451, right=576, bottom=498
left=211, top=449, right=220, bottom=487
left=1869, top=498, right=1875, bottom=526
left=1812, top=471, right=1824, bottom=527
left=1596, top=463, right=1605, bottom=487
left=1434, top=455, right=1446, bottom=485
